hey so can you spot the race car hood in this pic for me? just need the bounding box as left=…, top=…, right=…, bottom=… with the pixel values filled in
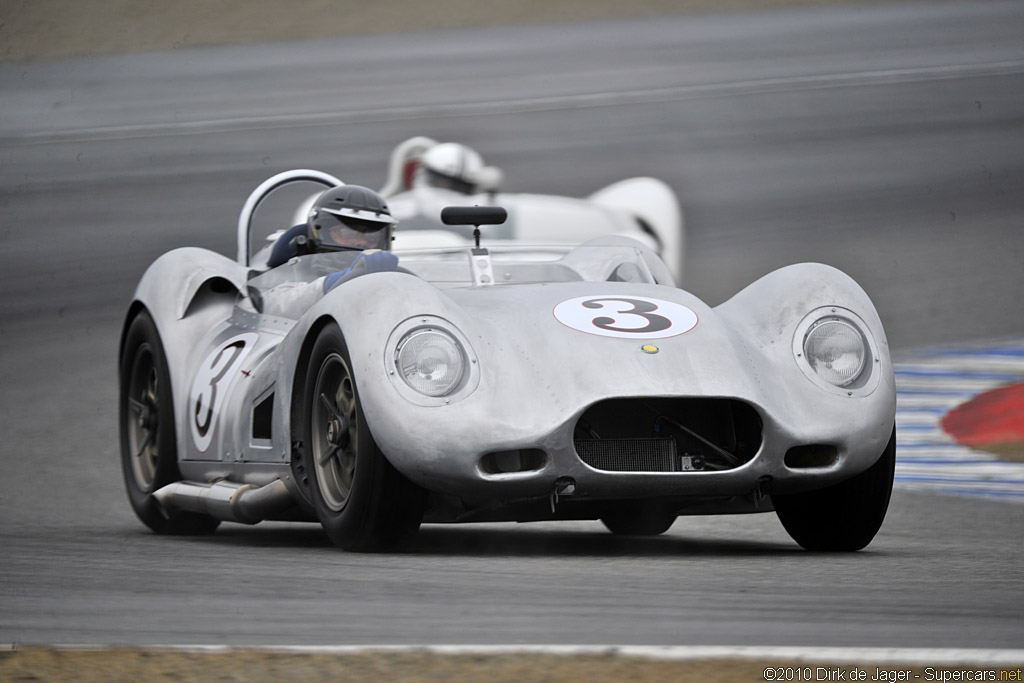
left=299, top=261, right=894, bottom=494
left=444, top=282, right=744, bottom=400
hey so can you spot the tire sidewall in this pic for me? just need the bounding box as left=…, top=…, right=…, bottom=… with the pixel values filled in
left=119, top=309, right=219, bottom=535
left=773, top=427, right=896, bottom=551
left=119, top=311, right=183, bottom=524
left=302, top=325, right=378, bottom=546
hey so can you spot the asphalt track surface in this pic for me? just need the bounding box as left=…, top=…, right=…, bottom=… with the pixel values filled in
left=1, top=1, right=1023, bottom=649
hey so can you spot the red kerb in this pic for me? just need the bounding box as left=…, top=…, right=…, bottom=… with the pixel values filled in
left=941, top=382, right=1024, bottom=445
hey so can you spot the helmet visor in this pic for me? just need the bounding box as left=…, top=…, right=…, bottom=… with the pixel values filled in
left=425, top=168, right=478, bottom=195
left=311, top=214, right=391, bottom=251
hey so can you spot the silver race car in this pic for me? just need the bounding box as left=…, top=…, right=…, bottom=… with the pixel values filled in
left=119, top=169, right=896, bottom=552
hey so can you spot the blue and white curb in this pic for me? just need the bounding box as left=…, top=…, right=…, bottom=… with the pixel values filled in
left=893, top=339, right=1024, bottom=502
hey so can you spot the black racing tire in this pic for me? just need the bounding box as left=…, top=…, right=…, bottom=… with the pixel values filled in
left=119, top=309, right=220, bottom=535
left=302, top=324, right=425, bottom=552
left=772, top=428, right=896, bottom=552
left=601, top=503, right=677, bottom=536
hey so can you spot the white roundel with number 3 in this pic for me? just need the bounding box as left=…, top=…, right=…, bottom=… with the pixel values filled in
left=553, top=295, right=698, bottom=339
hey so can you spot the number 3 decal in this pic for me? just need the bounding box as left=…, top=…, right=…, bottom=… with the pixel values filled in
left=189, top=332, right=258, bottom=452
left=583, top=297, right=673, bottom=334
left=553, top=296, right=698, bottom=339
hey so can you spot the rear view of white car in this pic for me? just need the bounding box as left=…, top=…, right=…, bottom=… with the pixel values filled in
left=380, top=136, right=684, bottom=283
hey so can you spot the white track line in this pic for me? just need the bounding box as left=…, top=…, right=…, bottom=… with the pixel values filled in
left=7, top=644, right=1024, bottom=664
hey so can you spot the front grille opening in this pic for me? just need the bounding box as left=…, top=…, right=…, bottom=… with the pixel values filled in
left=479, top=449, right=548, bottom=475
left=784, top=444, right=838, bottom=469
left=574, top=398, right=762, bottom=473
left=576, top=438, right=679, bottom=472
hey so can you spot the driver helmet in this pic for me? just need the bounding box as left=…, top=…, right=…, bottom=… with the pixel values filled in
left=307, top=185, right=397, bottom=252
left=418, top=142, right=485, bottom=194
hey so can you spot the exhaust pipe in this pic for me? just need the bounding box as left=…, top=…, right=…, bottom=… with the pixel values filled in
left=152, top=479, right=295, bottom=524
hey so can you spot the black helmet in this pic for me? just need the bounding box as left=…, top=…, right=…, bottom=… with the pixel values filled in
left=307, top=185, right=397, bottom=252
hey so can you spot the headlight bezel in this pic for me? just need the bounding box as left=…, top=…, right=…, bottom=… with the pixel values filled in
left=803, top=318, right=866, bottom=387
left=396, top=328, right=465, bottom=397
left=792, top=306, right=880, bottom=396
left=385, top=315, right=479, bottom=406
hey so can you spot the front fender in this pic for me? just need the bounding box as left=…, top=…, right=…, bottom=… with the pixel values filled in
left=278, top=270, right=478, bottom=462
left=715, top=262, right=896, bottom=484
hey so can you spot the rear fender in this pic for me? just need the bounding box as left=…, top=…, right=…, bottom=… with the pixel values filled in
left=588, top=177, right=684, bottom=283
left=125, top=248, right=250, bottom=457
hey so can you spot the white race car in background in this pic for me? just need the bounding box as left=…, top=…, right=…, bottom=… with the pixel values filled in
left=287, top=137, right=684, bottom=282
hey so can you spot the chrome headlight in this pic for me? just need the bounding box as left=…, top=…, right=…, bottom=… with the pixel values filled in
left=395, top=328, right=466, bottom=397
left=802, top=318, right=867, bottom=387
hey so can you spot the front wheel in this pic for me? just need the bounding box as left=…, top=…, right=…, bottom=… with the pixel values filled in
left=119, top=309, right=220, bottom=535
left=302, top=324, right=425, bottom=551
left=772, top=428, right=896, bottom=551
left=601, top=502, right=676, bottom=536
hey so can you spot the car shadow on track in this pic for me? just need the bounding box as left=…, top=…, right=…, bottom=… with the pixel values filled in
left=409, top=526, right=802, bottom=558
left=182, top=521, right=812, bottom=558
